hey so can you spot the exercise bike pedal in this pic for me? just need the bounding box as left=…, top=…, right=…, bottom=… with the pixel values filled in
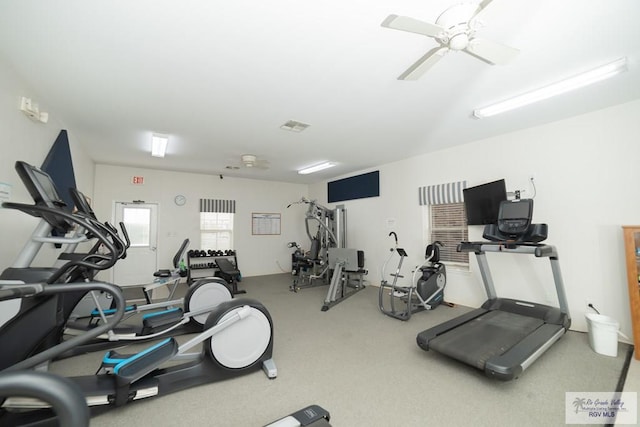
left=391, top=290, right=408, bottom=298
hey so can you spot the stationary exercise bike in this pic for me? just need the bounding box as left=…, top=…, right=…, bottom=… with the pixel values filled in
left=378, top=232, right=446, bottom=321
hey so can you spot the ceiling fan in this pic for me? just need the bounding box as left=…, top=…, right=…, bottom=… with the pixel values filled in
left=381, top=0, right=519, bottom=80
left=226, top=154, right=270, bottom=171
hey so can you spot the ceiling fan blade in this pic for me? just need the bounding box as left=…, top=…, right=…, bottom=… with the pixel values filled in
left=381, top=14, right=445, bottom=38
left=398, top=47, right=448, bottom=80
left=465, top=37, right=519, bottom=65
left=469, top=0, right=500, bottom=21
left=472, top=0, right=495, bottom=20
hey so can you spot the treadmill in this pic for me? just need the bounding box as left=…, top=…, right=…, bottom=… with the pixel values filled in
left=416, top=199, right=571, bottom=381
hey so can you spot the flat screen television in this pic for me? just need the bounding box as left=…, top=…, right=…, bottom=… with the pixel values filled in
left=463, top=179, right=507, bottom=225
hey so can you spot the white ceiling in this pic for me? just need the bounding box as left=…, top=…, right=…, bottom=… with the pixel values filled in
left=1, top=1, right=639, bottom=184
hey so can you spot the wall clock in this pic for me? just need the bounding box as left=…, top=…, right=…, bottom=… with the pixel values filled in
left=174, top=195, right=187, bottom=206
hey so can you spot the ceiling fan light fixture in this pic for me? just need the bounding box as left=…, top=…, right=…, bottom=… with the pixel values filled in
left=448, top=33, right=469, bottom=51
left=241, top=154, right=257, bottom=166
left=151, top=133, right=168, bottom=157
left=473, top=57, right=628, bottom=118
left=297, top=162, right=335, bottom=175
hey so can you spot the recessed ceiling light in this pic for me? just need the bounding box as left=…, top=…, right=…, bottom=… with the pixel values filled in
left=280, top=120, right=310, bottom=132
left=151, top=133, right=168, bottom=157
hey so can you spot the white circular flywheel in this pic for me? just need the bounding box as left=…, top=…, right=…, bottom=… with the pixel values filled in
left=209, top=307, right=271, bottom=369
left=187, top=282, right=232, bottom=325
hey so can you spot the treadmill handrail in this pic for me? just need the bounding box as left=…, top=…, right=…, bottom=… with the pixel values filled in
left=457, top=241, right=569, bottom=316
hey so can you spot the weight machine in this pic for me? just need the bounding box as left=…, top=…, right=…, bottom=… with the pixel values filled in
left=287, top=198, right=346, bottom=291
left=323, top=248, right=367, bottom=311
left=287, top=198, right=367, bottom=311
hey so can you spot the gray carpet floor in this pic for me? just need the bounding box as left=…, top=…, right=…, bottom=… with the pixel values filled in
left=50, top=273, right=632, bottom=426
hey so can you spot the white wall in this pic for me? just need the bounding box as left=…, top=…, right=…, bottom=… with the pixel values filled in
left=93, top=164, right=308, bottom=278
left=309, top=99, right=640, bottom=336
left=4, top=50, right=640, bottom=339
left=0, top=60, right=95, bottom=270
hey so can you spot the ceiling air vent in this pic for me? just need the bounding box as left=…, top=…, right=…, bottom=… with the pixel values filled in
left=280, top=120, right=310, bottom=132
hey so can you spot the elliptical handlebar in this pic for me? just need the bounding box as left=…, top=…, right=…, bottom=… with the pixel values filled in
left=96, top=220, right=128, bottom=260
left=118, top=221, right=131, bottom=255
left=0, top=371, right=90, bottom=427
left=2, top=202, right=119, bottom=283
left=0, top=284, right=44, bottom=301
left=3, top=281, right=126, bottom=372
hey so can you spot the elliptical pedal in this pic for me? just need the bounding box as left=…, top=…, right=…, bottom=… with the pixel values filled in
left=90, top=305, right=137, bottom=318
left=141, top=307, right=184, bottom=332
left=100, top=337, right=178, bottom=378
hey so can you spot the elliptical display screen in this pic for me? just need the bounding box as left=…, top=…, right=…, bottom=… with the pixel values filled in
left=15, top=161, right=66, bottom=208
left=71, top=189, right=96, bottom=218
left=13, top=161, right=72, bottom=232
left=33, top=168, right=63, bottom=205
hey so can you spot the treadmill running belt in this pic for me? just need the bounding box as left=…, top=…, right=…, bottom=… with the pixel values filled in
left=428, top=310, right=544, bottom=370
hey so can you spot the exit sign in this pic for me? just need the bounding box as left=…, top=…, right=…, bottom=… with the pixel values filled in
left=132, top=176, right=144, bottom=185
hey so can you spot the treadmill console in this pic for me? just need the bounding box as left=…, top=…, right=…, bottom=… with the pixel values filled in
left=497, top=199, right=533, bottom=236
left=482, top=199, right=547, bottom=243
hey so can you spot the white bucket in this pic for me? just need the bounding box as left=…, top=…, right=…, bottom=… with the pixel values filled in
left=585, top=313, right=619, bottom=357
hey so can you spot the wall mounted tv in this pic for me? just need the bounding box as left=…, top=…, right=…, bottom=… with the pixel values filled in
left=463, top=179, right=507, bottom=225
left=328, top=171, right=379, bottom=203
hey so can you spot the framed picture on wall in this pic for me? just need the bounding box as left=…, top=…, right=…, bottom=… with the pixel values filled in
left=251, top=213, right=281, bottom=235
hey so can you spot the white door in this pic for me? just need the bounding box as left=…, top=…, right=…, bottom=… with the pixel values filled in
left=112, top=202, right=158, bottom=286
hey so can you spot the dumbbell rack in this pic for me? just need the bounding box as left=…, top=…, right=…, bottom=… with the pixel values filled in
left=186, top=249, right=239, bottom=284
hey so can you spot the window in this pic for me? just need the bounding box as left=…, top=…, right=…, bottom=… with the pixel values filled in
left=419, top=181, right=468, bottom=266
left=200, top=212, right=234, bottom=250
left=429, top=203, right=468, bottom=265
left=122, top=207, right=151, bottom=247
left=199, top=198, right=236, bottom=250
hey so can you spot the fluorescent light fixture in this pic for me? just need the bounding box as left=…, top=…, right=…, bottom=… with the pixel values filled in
left=151, top=134, right=168, bottom=157
left=297, top=162, right=335, bottom=175
left=473, top=57, right=628, bottom=118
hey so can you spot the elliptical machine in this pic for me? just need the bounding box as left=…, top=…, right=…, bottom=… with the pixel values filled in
left=378, top=232, right=446, bottom=321
left=0, top=172, right=277, bottom=425
left=0, top=162, right=235, bottom=358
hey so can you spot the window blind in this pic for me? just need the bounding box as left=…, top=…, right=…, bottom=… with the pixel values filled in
left=419, top=181, right=467, bottom=206
left=199, top=199, right=236, bottom=213
left=430, top=203, right=468, bottom=264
